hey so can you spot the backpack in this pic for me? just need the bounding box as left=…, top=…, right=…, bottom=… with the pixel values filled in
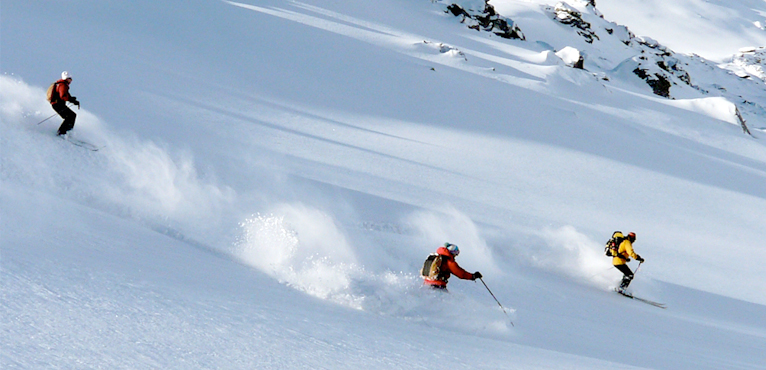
left=46, top=81, right=60, bottom=103
left=604, top=231, right=625, bottom=257
left=421, top=253, right=446, bottom=281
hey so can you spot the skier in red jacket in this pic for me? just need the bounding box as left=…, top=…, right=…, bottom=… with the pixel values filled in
left=423, top=243, right=482, bottom=289
left=50, top=71, right=80, bottom=136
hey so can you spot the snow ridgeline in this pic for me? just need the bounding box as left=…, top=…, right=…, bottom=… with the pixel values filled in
left=442, top=0, right=765, bottom=132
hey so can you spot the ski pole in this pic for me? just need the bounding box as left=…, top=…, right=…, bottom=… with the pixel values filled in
left=479, top=278, right=513, bottom=327
left=634, top=261, right=643, bottom=277
left=36, top=102, right=75, bottom=125
left=36, top=113, right=58, bottom=125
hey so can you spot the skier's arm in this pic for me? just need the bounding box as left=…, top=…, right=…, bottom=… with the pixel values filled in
left=624, top=241, right=639, bottom=259
left=446, top=260, right=475, bottom=280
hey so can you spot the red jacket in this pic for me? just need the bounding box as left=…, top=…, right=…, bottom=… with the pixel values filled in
left=51, top=79, right=72, bottom=104
left=423, top=246, right=474, bottom=287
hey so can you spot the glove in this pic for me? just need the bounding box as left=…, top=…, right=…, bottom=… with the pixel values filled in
left=473, top=271, right=482, bottom=280
left=70, top=97, right=80, bottom=107
left=636, top=255, right=645, bottom=263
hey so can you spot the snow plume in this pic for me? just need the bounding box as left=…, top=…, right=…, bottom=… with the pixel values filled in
left=0, top=74, right=104, bottom=135
left=534, top=226, right=616, bottom=289
left=0, top=74, right=44, bottom=117
left=362, top=278, right=515, bottom=338
left=234, top=203, right=364, bottom=308
left=100, top=137, right=233, bottom=224
left=0, top=75, right=233, bottom=242
left=404, top=206, right=499, bottom=276
left=233, top=204, right=514, bottom=336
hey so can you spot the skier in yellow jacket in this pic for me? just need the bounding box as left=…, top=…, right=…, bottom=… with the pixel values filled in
left=613, top=232, right=644, bottom=293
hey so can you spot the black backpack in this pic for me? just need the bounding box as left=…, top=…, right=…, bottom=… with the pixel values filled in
left=604, top=231, right=625, bottom=257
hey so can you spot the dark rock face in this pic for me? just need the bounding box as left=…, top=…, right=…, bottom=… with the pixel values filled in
left=443, top=1, right=525, bottom=40
left=552, top=2, right=599, bottom=43
left=446, top=4, right=470, bottom=18
left=633, top=67, right=672, bottom=97
left=434, top=0, right=765, bottom=132
left=573, top=56, right=585, bottom=69
left=630, top=37, right=697, bottom=98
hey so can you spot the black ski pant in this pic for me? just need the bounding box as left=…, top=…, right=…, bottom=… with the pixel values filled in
left=52, top=102, right=76, bottom=135
left=614, top=264, right=634, bottom=289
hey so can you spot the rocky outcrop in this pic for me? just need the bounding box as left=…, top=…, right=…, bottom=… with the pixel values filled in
left=632, top=67, right=672, bottom=98
left=630, top=37, right=695, bottom=98
left=440, top=1, right=525, bottom=40
left=729, top=47, right=766, bottom=81
left=551, top=2, right=599, bottom=43
left=555, top=46, right=585, bottom=69
left=422, top=40, right=468, bottom=61
left=436, top=0, right=765, bottom=132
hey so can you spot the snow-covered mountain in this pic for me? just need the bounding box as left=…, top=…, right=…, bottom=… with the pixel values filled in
left=2, top=0, right=765, bottom=368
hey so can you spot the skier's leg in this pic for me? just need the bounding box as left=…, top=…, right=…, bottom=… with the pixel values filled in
left=614, top=264, right=634, bottom=290
left=56, top=105, right=76, bottom=136
left=52, top=103, right=67, bottom=135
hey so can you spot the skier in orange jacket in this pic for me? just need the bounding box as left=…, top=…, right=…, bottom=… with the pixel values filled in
left=49, top=71, right=80, bottom=136
left=423, top=243, right=482, bottom=289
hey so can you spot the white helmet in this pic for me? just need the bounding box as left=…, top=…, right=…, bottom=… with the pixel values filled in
left=61, top=71, right=72, bottom=80
left=445, top=242, right=460, bottom=256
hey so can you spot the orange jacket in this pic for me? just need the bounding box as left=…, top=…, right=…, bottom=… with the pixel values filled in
left=51, top=79, right=72, bottom=105
left=423, top=246, right=475, bottom=287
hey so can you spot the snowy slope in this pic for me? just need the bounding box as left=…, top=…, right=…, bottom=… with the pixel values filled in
left=2, top=0, right=766, bottom=369
left=597, top=0, right=766, bottom=62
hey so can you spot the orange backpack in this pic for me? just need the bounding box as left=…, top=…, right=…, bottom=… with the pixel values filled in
left=46, top=81, right=61, bottom=103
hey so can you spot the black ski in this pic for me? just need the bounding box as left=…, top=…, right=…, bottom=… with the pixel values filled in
left=616, top=289, right=666, bottom=309
left=62, top=136, right=102, bottom=151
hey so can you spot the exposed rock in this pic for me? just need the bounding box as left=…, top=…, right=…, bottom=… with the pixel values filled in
left=440, top=1, right=525, bottom=40
left=552, top=2, right=599, bottom=43
left=446, top=4, right=470, bottom=18
left=729, top=47, right=766, bottom=81
left=555, top=46, right=585, bottom=69
left=633, top=67, right=672, bottom=97
left=609, top=24, right=634, bottom=46
left=422, top=40, right=468, bottom=61
left=437, top=0, right=765, bottom=133
left=630, top=36, right=695, bottom=98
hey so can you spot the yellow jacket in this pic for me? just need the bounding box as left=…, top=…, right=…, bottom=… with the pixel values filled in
left=612, top=238, right=639, bottom=266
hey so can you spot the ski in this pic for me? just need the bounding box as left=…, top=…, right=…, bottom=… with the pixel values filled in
left=61, top=136, right=102, bottom=151
left=616, top=289, right=666, bottom=309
